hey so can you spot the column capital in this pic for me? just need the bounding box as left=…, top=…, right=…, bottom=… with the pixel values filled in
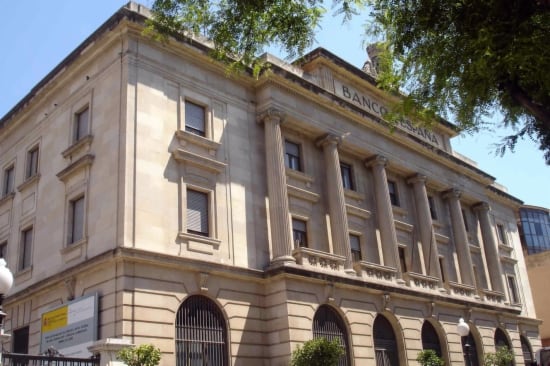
left=442, top=188, right=462, bottom=200
left=256, top=108, right=285, bottom=124
left=365, top=154, right=388, bottom=168
left=473, top=202, right=491, bottom=213
left=407, top=173, right=427, bottom=185
left=316, top=133, right=342, bottom=148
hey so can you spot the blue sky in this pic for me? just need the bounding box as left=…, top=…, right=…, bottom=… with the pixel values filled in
left=1, top=1, right=548, bottom=208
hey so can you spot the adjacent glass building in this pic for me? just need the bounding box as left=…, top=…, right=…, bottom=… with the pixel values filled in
left=519, top=206, right=550, bottom=254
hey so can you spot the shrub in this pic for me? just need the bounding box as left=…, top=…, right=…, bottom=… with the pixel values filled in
left=116, top=344, right=161, bottom=366
left=417, top=349, right=444, bottom=366
left=291, top=338, right=344, bottom=366
left=484, top=346, right=514, bottom=366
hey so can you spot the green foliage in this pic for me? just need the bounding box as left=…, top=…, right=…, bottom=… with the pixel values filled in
left=483, top=346, right=514, bottom=366
left=149, top=0, right=550, bottom=162
left=116, top=344, right=161, bottom=366
left=416, top=349, right=445, bottom=366
left=291, top=337, right=345, bottom=366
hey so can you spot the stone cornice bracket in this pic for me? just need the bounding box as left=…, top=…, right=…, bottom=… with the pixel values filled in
left=64, top=277, right=76, bottom=301
left=463, top=307, right=472, bottom=322
left=315, top=132, right=347, bottom=148
left=407, top=173, right=427, bottom=185
left=429, top=302, right=437, bottom=318
left=365, top=154, right=388, bottom=168
left=325, top=282, right=335, bottom=303
left=382, top=293, right=391, bottom=311
left=442, top=188, right=462, bottom=200
left=256, top=108, right=285, bottom=124
left=197, top=272, right=209, bottom=293
left=473, top=201, right=491, bottom=213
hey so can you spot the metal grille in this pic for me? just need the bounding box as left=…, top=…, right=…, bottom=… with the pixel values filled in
left=312, top=305, right=350, bottom=366
left=520, top=336, right=533, bottom=366
left=175, top=295, right=227, bottom=366
left=2, top=353, right=99, bottom=366
left=421, top=321, right=442, bottom=357
left=373, top=315, right=399, bottom=366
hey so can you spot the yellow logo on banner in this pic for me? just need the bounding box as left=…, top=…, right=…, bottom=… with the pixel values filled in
left=41, top=306, right=68, bottom=333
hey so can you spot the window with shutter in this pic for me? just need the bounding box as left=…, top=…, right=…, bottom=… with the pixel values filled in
left=185, top=101, right=206, bottom=137
left=69, top=196, right=85, bottom=244
left=187, top=189, right=209, bottom=236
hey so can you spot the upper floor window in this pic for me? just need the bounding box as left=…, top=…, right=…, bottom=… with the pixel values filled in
left=496, top=223, right=507, bottom=245
left=187, top=189, right=209, bottom=236
left=507, top=275, right=520, bottom=304
left=461, top=209, right=470, bottom=232
left=340, top=162, right=354, bottom=190
left=68, top=196, right=85, bottom=244
left=292, top=218, right=307, bottom=248
left=0, top=241, right=6, bottom=259
left=2, top=165, right=15, bottom=197
left=19, top=226, right=33, bottom=271
left=428, top=196, right=438, bottom=220
left=285, top=140, right=302, bottom=171
left=398, top=246, right=407, bottom=273
left=388, top=180, right=400, bottom=206
left=26, top=146, right=39, bottom=179
left=185, top=101, right=206, bottom=137
left=73, top=106, right=90, bottom=142
left=349, top=234, right=361, bottom=261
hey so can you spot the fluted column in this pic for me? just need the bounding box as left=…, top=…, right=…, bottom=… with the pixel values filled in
left=317, top=134, right=355, bottom=274
left=258, top=109, right=295, bottom=265
left=408, top=174, right=442, bottom=281
left=474, top=202, right=506, bottom=293
left=366, top=156, right=401, bottom=277
left=443, top=189, right=475, bottom=286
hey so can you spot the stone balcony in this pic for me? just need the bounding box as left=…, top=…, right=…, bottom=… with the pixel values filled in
left=292, top=247, right=346, bottom=272
left=354, top=261, right=398, bottom=284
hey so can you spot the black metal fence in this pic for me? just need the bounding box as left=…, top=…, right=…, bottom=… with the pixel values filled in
left=1, top=353, right=99, bottom=366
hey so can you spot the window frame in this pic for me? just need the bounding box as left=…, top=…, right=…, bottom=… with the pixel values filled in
left=387, top=180, right=400, bottom=207
left=186, top=188, right=210, bottom=237
left=19, top=226, right=33, bottom=271
left=398, top=246, right=407, bottom=273
left=25, top=145, right=39, bottom=180
left=73, top=105, right=90, bottom=143
left=184, top=100, right=207, bottom=137
left=349, top=233, right=362, bottom=261
left=67, top=195, right=86, bottom=245
left=496, top=223, right=508, bottom=245
left=507, top=275, right=520, bottom=304
left=284, top=140, right=302, bottom=172
left=0, top=241, right=7, bottom=260
left=2, top=164, right=15, bottom=197
left=428, top=195, right=438, bottom=220
left=461, top=208, right=470, bottom=232
left=292, top=218, right=308, bottom=248
left=340, top=162, right=355, bottom=190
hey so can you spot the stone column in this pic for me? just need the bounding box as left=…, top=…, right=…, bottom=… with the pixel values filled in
left=366, top=156, right=401, bottom=277
left=408, top=174, right=442, bottom=281
left=88, top=338, right=132, bottom=366
left=474, top=202, right=506, bottom=293
left=317, top=134, right=355, bottom=274
left=258, top=109, right=295, bottom=265
left=443, top=189, right=475, bottom=286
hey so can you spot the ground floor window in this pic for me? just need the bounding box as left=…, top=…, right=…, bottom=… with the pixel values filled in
left=421, top=321, right=442, bottom=357
left=175, top=295, right=227, bottom=366
left=313, top=305, right=350, bottom=366
left=520, top=335, right=534, bottom=366
left=373, top=315, right=399, bottom=366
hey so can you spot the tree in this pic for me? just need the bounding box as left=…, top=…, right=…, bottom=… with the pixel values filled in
left=417, top=349, right=445, bottom=366
left=483, top=346, right=514, bottom=366
left=148, top=0, right=550, bottom=163
left=291, top=338, right=344, bottom=366
left=116, top=344, right=161, bottom=366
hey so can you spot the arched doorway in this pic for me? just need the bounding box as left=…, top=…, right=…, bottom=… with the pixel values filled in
left=175, top=295, right=228, bottom=366
left=313, top=305, right=351, bottom=366
left=461, top=331, right=481, bottom=366
left=494, top=328, right=513, bottom=366
left=520, top=335, right=534, bottom=366
left=373, top=314, right=399, bottom=366
left=421, top=321, right=442, bottom=357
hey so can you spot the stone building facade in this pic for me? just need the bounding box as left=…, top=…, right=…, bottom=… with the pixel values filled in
left=0, top=3, right=541, bottom=365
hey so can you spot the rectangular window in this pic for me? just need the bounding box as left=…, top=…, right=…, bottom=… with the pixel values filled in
left=388, top=180, right=400, bottom=206
left=19, top=227, right=33, bottom=271
left=340, top=162, right=354, bottom=190
left=507, top=275, right=520, bottom=304
left=2, top=165, right=14, bottom=197
left=187, top=189, right=209, bottom=236
left=68, top=196, right=85, bottom=244
left=461, top=209, right=470, bottom=231
left=428, top=196, right=438, bottom=220
left=185, top=101, right=206, bottom=137
left=13, top=326, right=29, bottom=354
left=349, top=234, right=361, bottom=261
left=73, top=106, right=89, bottom=142
left=438, top=256, right=446, bottom=283
left=0, top=241, right=6, bottom=259
left=398, top=246, right=407, bottom=273
left=292, top=218, right=307, bottom=248
left=496, top=224, right=507, bottom=245
left=285, top=140, right=302, bottom=171
left=26, top=146, right=39, bottom=179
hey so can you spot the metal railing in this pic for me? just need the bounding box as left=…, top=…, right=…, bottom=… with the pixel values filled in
left=1, top=353, right=99, bottom=366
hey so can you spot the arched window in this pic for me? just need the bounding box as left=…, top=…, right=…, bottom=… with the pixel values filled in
left=421, top=321, right=442, bottom=357
left=520, top=335, right=534, bottom=366
left=461, top=332, right=481, bottom=366
left=494, top=328, right=513, bottom=366
left=313, top=305, right=351, bottom=366
left=175, top=295, right=228, bottom=366
left=373, top=315, right=399, bottom=366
